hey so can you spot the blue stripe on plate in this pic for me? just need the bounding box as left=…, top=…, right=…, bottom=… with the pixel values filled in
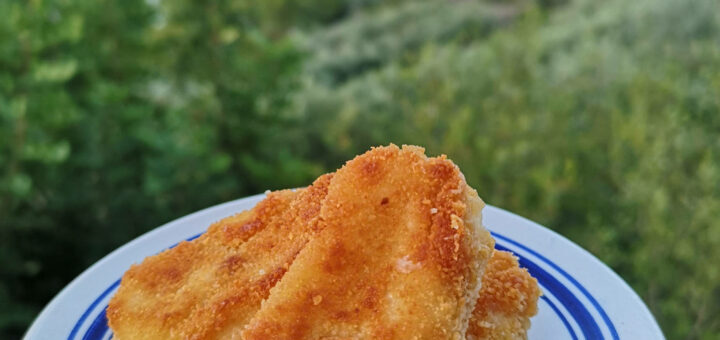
left=541, top=295, right=578, bottom=340
left=493, top=232, right=619, bottom=340
left=67, top=280, right=120, bottom=340
left=495, top=243, right=602, bottom=338
left=83, top=307, right=110, bottom=340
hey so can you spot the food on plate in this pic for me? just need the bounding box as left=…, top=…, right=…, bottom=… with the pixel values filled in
left=242, top=145, right=494, bottom=339
left=107, top=174, right=333, bottom=339
left=107, top=144, right=540, bottom=339
left=468, top=251, right=541, bottom=340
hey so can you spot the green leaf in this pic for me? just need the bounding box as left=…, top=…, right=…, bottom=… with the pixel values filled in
left=32, top=59, right=78, bottom=83
left=22, top=140, right=71, bottom=163
left=8, top=173, right=32, bottom=197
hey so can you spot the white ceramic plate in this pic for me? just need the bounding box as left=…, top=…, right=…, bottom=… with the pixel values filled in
left=24, top=194, right=664, bottom=340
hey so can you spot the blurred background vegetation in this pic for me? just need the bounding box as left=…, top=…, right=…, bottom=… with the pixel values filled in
left=1, top=0, right=719, bottom=338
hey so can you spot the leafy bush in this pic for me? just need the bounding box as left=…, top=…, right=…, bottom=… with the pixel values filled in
left=299, top=1, right=520, bottom=85
left=0, top=0, right=321, bottom=337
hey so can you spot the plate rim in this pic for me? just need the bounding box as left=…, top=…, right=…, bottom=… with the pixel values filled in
left=485, top=205, right=664, bottom=337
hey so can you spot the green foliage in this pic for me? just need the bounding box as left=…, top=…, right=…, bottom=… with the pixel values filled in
left=299, top=1, right=520, bottom=85
left=2, top=0, right=719, bottom=338
left=0, top=0, right=321, bottom=337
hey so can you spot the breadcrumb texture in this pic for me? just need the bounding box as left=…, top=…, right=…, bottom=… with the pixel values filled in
left=242, top=145, right=494, bottom=340
left=106, top=144, right=541, bottom=340
left=467, top=251, right=541, bottom=340
left=107, top=174, right=332, bottom=340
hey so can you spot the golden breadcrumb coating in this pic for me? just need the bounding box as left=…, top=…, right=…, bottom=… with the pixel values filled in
left=107, top=144, right=539, bottom=340
left=107, top=174, right=332, bottom=340
left=242, top=145, right=494, bottom=340
left=467, top=251, right=541, bottom=340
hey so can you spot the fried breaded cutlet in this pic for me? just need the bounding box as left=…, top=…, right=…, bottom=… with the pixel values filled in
left=107, top=174, right=333, bottom=340
left=242, top=145, right=494, bottom=339
left=108, top=144, right=539, bottom=340
left=468, top=251, right=541, bottom=340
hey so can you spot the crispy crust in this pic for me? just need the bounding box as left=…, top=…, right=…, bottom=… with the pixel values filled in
left=242, top=145, right=494, bottom=339
left=467, top=251, right=541, bottom=340
left=107, top=174, right=332, bottom=340
left=107, top=144, right=539, bottom=340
